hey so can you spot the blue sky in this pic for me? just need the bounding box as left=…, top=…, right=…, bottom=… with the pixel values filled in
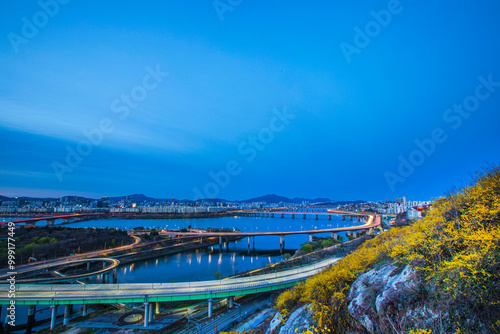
left=1, top=0, right=499, bottom=201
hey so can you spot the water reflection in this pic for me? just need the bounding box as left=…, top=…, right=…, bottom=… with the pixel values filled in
left=78, top=216, right=357, bottom=283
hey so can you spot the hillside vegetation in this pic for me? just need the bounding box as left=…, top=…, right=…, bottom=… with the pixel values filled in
left=276, top=166, right=500, bottom=333
left=0, top=226, right=133, bottom=267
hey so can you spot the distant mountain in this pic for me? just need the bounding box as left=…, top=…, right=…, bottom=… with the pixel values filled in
left=239, top=194, right=339, bottom=204
left=59, top=195, right=95, bottom=202
left=108, top=194, right=171, bottom=203
left=240, top=194, right=297, bottom=204
left=311, top=200, right=367, bottom=206
left=0, top=193, right=367, bottom=205
left=0, top=195, right=60, bottom=201
left=291, top=197, right=332, bottom=204
left=192, top=198, right=228, bottom=204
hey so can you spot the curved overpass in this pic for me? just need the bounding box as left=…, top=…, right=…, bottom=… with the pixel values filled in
left=4, top=258, right=120, bottom=284
left=0, top=257, right=337, bottom=306
left=0, top=235, right=140, bottom=280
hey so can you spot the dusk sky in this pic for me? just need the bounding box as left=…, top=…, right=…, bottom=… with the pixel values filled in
left=1, top=1, right=500, bottom=201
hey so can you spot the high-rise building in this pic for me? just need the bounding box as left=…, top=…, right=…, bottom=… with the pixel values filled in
left=395, top=196, right=406, bottom=203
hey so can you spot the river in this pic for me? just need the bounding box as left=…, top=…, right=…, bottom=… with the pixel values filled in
left=0, top=214, right=363, bottom=328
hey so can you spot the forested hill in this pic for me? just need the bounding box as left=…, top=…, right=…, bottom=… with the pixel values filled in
left=276, top=166, right=500, bottom=333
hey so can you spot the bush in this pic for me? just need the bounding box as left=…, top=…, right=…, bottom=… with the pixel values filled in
left=277, top=166, right=500, bottom=333
left=300, top=243, right=313, bottom=254
left=0, top=226, right=133, bottom=266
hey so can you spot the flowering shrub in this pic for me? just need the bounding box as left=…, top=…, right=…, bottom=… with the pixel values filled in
left=277, top=166, right=500, bottom=333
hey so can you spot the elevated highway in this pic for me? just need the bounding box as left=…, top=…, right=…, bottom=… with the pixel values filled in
left=0, top=258, right=120, bottom=284
left=0, top=257, right=338, bottom=328
left=170, top=216, right=381, bottom=252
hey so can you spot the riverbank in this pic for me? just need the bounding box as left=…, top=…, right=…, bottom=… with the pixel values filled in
left=0, top=226, right=134, bottom=268
left=114, top=235, right=245, bottom=265
left=230, top=234, right=373, bottom=279
left=0, top=212, right=234, bottom=219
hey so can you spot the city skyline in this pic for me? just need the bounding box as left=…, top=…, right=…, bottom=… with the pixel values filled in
left=1, top=1, right=500, bottom=201
left=0, top=191, right=420, bottom=204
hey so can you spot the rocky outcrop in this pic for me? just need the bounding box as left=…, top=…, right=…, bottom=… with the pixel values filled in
left=348, top=261, right=442, bottom=333
left=266, top=305, right=314, bottom=334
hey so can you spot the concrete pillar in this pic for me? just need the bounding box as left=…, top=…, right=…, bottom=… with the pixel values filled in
left=82, top=304, right=88, bottom=317
left=291, top=214, right=295, bottom=219
left=4, top=313, right=10, bottom=334
left=271, top=213, right=274, bottom=218
left=315, top=214, right=318, bottom=220
left=253, top=236, right=255, bottom=250
left=200, top=237, right=203, bottom=244
left=144, top=303, right=149, bottom=327
left=103, top=262, right=106, bottom=269
left=228, top=297, right=234, bottom=309
left=26, top=305, right=36, bottom=334
left=328, top=215, right=331, bottom=220
left=208, top=298, right=213, bottom=318
left=247, top=236, right=250, bottom=251
left=342, top=215, right=345, bottom=221
left=63, top=305, right=70, bottom=325
left=331, top=232, right=337, bottom=240
left=303, top=214, right=306, bottom=219
left=281, top=213, right=284, bottom=218
left=50, top=305, right=57, bottom=330
left=148, top=303, right=153, bottom=322
left=350, top=216, right=353, bottom=222
left=155, top=302, right=160, bottom=314
left=309, top=234, right=313, bottom=243
left=113, top=268, right=117, bottom=283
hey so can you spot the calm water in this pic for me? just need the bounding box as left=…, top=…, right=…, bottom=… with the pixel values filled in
left=73, top=215, right=362, bottom=283
left=1, top=215, right=363, bottom=327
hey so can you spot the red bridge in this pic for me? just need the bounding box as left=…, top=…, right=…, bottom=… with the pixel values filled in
left=1, top=213, right=106, bottom=227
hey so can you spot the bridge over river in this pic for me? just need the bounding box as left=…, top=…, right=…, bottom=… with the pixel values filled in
left=171, top=216, right=381, bottom=252
left=0, top=257, right=338, bottom=328
left=0, top=215, right=381, bottom=330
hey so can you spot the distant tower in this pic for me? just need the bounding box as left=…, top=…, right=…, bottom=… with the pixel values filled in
left=101, top=196, right=109, bottom=208
left=395, top=196, right=407, bottom=204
